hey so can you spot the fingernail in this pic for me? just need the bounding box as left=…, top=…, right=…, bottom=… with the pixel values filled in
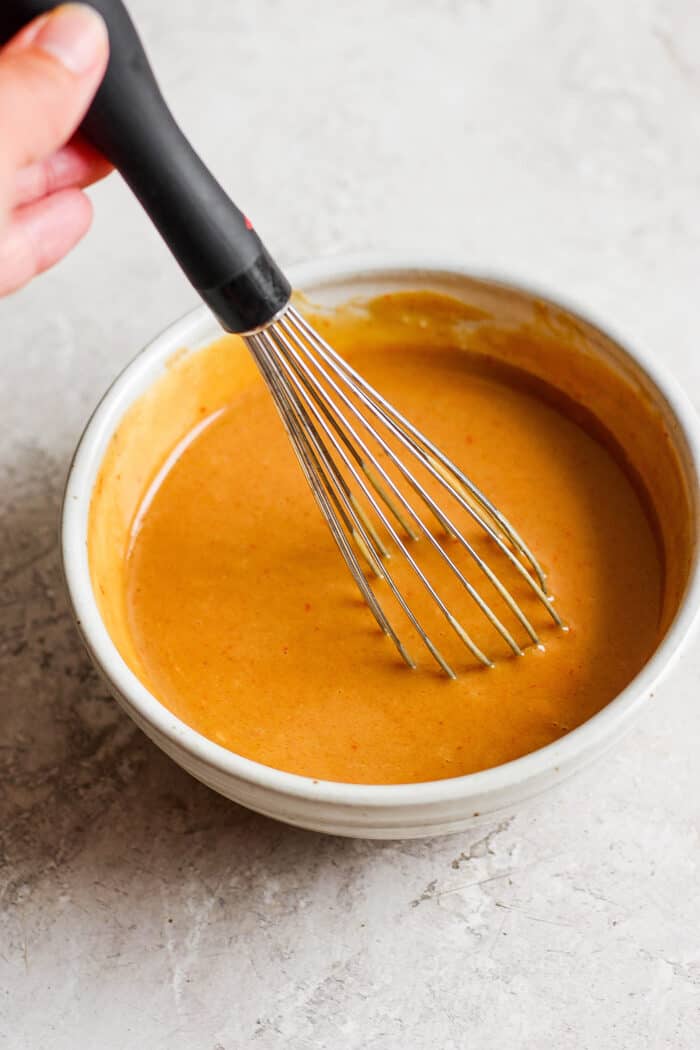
left=36, top=4, right=108, bottom=75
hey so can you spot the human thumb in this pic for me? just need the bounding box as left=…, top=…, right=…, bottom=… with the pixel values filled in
left=0, top=4, right=108, bottom=184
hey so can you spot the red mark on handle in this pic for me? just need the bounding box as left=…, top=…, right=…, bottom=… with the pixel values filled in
left=244, top=215, right=254, bottom=231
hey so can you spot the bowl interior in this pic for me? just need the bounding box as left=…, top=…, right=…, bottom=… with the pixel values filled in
left=64, top=263, right=700, bottom=805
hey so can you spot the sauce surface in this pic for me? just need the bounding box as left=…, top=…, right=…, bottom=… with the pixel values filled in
left=123, top=307, right=663, bottom=784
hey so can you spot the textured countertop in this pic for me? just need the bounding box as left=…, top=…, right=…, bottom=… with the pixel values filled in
left=2, top=1, right=700, bottom=1047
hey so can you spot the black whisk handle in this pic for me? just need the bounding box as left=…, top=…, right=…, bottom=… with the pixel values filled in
left=0, top=0, right=290, bottom=333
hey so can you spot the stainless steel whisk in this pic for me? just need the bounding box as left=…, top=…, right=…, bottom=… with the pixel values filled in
left=2, top=0, right=564, bottom=676
left=246, top=305, right=564, bottom=677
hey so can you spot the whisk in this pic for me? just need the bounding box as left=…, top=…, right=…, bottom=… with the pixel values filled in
left=247, top=308, right=564, bottom=676
left=2, top=0, right=564, bottom=676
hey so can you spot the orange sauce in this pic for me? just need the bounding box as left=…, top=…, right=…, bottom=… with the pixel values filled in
left=109, top=292, right=669, bottom=784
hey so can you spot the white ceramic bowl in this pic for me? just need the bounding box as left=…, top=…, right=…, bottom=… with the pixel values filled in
left=62, top=257, right=700, bottom=838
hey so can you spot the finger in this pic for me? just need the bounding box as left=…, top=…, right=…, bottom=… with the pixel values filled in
left=0, top=188, right=92, bottom=296
left=14, top=138, right=112, bottom=206
left=0, top=5, right=109, bottom=180
left=1, top=14, right=51, bottom=55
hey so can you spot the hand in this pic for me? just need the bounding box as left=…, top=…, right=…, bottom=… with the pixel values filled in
left=0, top=4, right=110, bottom=297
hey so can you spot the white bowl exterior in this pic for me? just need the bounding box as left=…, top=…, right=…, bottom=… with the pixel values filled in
left=62, top=257, right=700, bottom=838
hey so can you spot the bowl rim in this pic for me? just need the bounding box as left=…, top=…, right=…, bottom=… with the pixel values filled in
left=61, top=253, right=700, bottom=809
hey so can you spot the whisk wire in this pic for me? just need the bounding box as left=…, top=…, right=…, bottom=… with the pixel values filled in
left=248, top=332, right=465, bottom=672
left=254, top=329, right=485, bottom=675
left=244, top=304, right=566, bottom=675
left=274, top=315, right=537, bottom=650
left=266, top=322, right=514, bottom=666
left=288, top=307, right=562, bottom=625
left=247, top=333, right=416, bottom=668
